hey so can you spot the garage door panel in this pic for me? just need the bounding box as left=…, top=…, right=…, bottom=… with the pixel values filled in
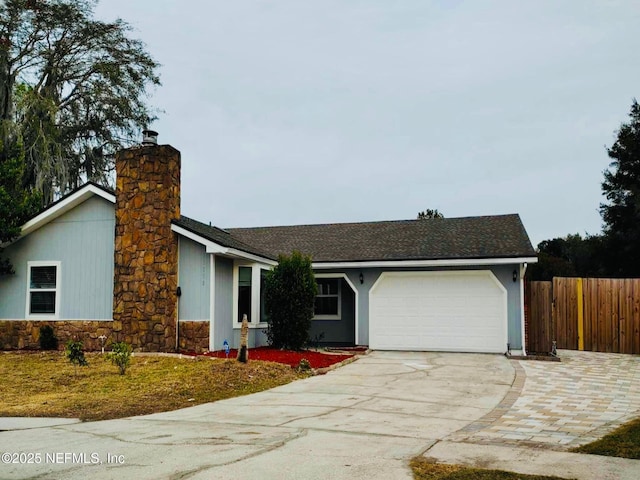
left=369, top=271, right=507, bottom=353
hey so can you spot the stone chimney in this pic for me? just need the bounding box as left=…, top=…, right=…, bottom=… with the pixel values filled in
left=113, top=131, right=180, bottom=352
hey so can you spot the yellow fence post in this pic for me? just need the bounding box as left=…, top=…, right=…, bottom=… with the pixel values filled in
left=577, top=278, right=584, bottom=351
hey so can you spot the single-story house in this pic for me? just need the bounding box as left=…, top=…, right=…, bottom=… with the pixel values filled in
left=0, top=134, right=537, bottom=354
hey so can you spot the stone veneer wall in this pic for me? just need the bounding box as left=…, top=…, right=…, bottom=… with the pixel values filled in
left=0, top=321, right=112, bottom=350
left=177, top=321, right=210, bottom=353
left=113, top=144, right=180, bottom=352
left=0, top=320, right=209, bottom=352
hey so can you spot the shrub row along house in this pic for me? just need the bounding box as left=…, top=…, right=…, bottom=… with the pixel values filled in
left=0, top=133, right=537, bottom=354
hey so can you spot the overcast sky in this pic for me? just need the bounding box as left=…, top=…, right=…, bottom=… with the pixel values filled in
left=95, top=1, right=639, bottom=247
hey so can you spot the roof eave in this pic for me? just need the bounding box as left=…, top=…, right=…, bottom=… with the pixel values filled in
left=312, top=256, right=538, bottom=269
left=171, top=223, right=276, bottom=265
left=15, top=184, right=115, bottom=242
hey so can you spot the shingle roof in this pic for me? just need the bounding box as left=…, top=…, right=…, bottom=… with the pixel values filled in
left=173, top=216, right=276, bottom=260
left=23, top=182, right=535, bottom=264
left=226, top=214, right=536, bottom=263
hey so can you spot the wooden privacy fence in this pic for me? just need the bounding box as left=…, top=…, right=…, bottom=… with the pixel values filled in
left=526, top=277, right=640, bottom=354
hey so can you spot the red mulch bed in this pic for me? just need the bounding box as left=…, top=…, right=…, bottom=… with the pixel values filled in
left=183, top=347, right=353, bottom=369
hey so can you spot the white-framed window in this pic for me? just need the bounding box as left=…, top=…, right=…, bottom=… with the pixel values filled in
left=233, top=263, right=272, bottom=328
left=314, top=277, right=341, bottom=320
left=26, top=261, right=61, bottom=319
left=237, top=266, right=252, bottom=323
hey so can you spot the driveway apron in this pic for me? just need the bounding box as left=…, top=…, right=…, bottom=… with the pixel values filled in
left=0, top=351, right=513, bottom=480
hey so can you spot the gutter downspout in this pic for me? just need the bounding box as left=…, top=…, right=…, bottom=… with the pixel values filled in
left=175, top=236, right=180, bottom=351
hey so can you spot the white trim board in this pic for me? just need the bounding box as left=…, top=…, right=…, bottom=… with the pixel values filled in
left=17, top=185, right=115, bottom=242
left=313, top=257, right=537, bottom=269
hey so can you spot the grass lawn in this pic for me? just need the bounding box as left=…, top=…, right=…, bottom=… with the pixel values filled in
left=570, top=417, right=640, bottom=459
left=410, top=458, right=572, bottom=480
left=0, top=351, right=307, bottom=421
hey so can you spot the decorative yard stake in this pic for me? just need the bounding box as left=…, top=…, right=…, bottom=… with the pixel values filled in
left=223, top=339, right=230, bottom=358
left=237, top=314, right=249, bottom=363
left=98, top=335, right=107, bottom=354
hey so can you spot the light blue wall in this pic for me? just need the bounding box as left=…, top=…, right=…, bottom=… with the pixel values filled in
left=0, top=196, right=114, bottom=320
left=212, top=263, right=523, bottom=351
left=177, top=238, right=209, bottom=320
left=232, top=328, right=269, bottom=349
left=310, top=278, right=356, bottom=345
left=213, top=256, right=234, bottom=350
left=319, top=264, right=524, bottom=350
left=179, top=254, right=270, bottom=351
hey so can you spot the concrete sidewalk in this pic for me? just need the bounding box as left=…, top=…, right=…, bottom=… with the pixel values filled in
left=0, top=418, right=80, bottom=431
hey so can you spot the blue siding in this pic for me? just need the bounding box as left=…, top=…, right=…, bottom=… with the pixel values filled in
left=213, top=256, right=233, bottom=350
left=491, top=265, right=523, bottom=349
left=310, top=278, right=356, bottom=345
left=0, top=196, right=114, bottom=320
left=232, top=328, right=269, bottom=349
left=214, top=263, right=523, bottom=351
left=177, top=238, right=209, bottom=320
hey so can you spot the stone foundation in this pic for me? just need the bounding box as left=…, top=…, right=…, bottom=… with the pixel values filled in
left=0, top=321, right=113, bottom=351
left=0, top=319, right=211, bottom=353
left=177, top=321, right=210, bottom=353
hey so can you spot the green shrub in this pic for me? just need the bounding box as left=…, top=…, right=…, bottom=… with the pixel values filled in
left=65, top=340, right=88, bottom=375
left=264, top=251, right=317, bottom=350
left=39, top=325, right=58, bottom=350
left=106, top=342, right=132, bottom=375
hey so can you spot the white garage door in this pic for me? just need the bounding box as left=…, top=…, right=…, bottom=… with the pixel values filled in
left=369, top=271, right=507, bottom=353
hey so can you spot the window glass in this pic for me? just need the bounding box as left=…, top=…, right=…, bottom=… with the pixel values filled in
left=237, top=266, right=252, bottom=322
left=30, top=266, right=57, bottom=289
left=314, top=278, right=340, bottom=317
left=238, top=266, right=252, bottom=286
left=260, top=270, right=269, bottom=323
left=30, top=292, right=56, bottom=314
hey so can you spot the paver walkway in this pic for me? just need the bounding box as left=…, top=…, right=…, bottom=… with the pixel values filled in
left=449, top=350, right=640, bottom=449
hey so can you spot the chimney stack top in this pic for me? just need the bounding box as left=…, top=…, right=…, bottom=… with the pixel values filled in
left=142, top=129, right=158, bottom=146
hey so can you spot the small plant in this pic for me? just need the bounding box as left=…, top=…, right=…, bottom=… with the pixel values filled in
left=106, top=342, right=132, bottom=375
left=39, top=325, right=58, bottom=350
left=65, top=339, right=88, bottom=375
left=297, top=358, right=311, bottom=372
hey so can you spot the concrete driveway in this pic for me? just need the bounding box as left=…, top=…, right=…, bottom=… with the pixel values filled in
left=0, top=351, right=513, bottom=480
left=3, top=350, right=640, bottom=480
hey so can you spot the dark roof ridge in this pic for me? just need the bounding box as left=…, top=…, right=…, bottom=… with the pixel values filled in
left=226, top=213, right=522, bottom=231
